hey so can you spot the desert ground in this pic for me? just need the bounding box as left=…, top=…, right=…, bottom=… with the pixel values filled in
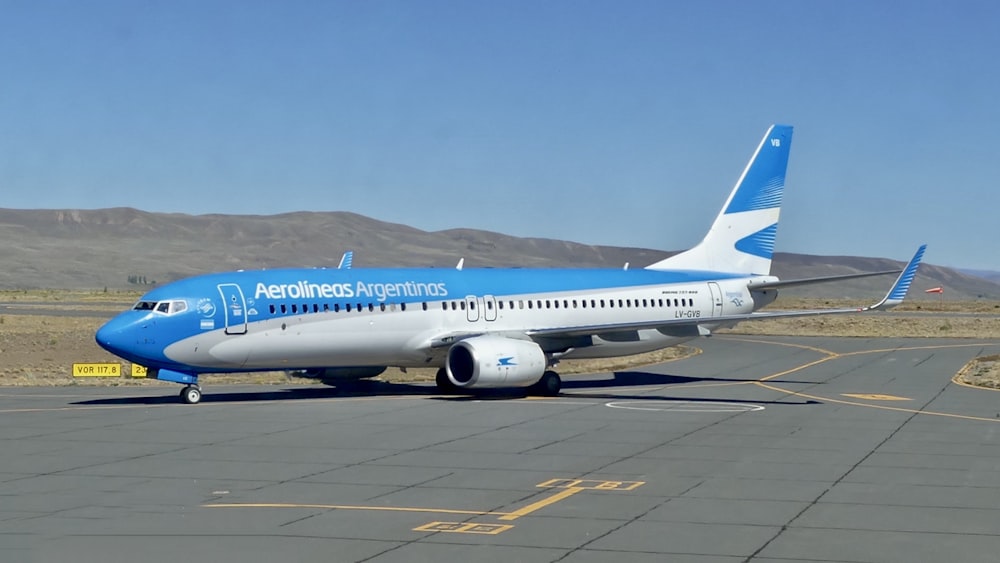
left=1, top=290, right=998, bottom=388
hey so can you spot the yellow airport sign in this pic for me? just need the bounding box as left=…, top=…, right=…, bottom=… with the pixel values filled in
left=73, top=363, right=121, bottom=377
left=131, top=364, right=148, bottom=378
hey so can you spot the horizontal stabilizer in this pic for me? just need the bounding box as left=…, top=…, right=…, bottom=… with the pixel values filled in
left=747, top=269, right=902, bottom=291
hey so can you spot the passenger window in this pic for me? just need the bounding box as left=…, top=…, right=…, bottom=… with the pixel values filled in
left=334, top=303, right=340, bottom=312
left=368, top=303, right=374, bottom=312
left=460, top=302, right=466, bottom=310
left=269, top=304, right=276, bottom=314
left=552, top=300, right=558, bottom=309
left=380, top=303, right=386, bottom=312
left=528, top=301, right=533, bottom=309
left=281, top=304, right=287, bottom=314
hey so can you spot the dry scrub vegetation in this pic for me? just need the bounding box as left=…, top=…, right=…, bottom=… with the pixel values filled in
left=1, top=291, right=998, bottom=388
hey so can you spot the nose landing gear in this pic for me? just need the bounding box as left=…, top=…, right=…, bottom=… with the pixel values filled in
left=180, top=385, right=202, bottom=405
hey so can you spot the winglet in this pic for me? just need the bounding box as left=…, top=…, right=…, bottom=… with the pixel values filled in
left=338, top=251, right=354, bottom=270
left=867, top=245, right=927, bottom=311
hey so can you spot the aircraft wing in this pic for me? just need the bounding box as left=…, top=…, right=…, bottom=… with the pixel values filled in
left=527, top=245, right=926, bottom=339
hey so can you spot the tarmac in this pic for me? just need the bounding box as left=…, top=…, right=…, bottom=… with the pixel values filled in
left=3, top=335, right=1000, bottom=562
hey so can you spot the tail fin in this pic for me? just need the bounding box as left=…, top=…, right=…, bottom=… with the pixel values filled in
left=646, top=125, right=793, bottom=275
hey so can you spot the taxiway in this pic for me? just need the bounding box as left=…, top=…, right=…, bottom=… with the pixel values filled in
left=2, top=335, right=1000, bottom=562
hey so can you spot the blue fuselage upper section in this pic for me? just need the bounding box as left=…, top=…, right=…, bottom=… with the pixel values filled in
left=96, top=267, right=758, bottom=375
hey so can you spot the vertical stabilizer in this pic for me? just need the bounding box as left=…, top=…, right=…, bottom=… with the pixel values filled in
left=646, top=125, right=793, bottom=275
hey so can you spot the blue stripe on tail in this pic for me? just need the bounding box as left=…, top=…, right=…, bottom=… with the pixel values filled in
left=724, top=125, right=792, bottom=214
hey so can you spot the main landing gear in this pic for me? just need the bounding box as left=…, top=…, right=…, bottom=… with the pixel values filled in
left=435, top=368, right=457, bottom=394
left=432, top=368, right=561, bottom=396
left=180, top=385, right=202, bottom=405
left=530, top=370, right=561, bottom=397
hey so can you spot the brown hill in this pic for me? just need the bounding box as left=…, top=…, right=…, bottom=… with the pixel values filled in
left=0, top=208, right=996, bottom=300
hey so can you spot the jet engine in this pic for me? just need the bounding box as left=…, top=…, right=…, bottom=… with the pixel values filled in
left=446, top=336, right=546, bottom=388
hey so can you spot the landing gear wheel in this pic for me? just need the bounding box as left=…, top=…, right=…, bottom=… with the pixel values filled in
left=180, top=385, right=202, bottom=405
left=531, top=371, right=561, bottom=396
left=435, top=368, right=457, bottom=394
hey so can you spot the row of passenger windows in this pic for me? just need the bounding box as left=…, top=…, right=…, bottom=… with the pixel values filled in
left=267, top=296, right=694, bottom=316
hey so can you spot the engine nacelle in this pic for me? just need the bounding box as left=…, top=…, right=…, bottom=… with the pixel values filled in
left=446, top=336, right=546, bottom=389
left=287, top=366, right=386, bottom=385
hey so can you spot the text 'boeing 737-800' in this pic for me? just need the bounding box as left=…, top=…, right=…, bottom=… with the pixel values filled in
left=96, top=125, right=926, bottom=404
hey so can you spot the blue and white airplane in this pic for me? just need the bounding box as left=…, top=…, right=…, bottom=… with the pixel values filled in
left=96, top=125, right=926, bottom=404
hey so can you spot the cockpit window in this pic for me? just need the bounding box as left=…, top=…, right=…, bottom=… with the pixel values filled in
left=133, top=300, right=189, bottom=315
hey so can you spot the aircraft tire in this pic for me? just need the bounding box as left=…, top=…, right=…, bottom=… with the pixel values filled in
left=435, top=368, right=458, bottom=394
left=531, top=371, right=561, bottom=396
left=181, top=386, right=202, bottom=405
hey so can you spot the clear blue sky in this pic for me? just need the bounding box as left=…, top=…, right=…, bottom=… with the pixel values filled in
left=2, top=1, right=998, bottom=270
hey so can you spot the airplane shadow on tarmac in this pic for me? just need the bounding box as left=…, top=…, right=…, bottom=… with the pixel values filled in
left=72, top=370, right=818, bottom=407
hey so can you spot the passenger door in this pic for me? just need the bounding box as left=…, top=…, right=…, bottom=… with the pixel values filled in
left=217, top=283, right=248, bottom=335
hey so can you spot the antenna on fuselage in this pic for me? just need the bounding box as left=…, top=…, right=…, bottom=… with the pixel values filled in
left=456, top=258, right=465, bottom=271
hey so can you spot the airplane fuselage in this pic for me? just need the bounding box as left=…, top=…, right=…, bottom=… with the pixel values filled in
left=98, top=267, right=774, bottom=375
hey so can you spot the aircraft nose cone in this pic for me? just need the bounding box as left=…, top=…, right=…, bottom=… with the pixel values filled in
left=96, top=315, right=142, bottom=358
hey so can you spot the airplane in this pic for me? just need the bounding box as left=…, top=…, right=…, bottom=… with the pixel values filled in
left=96, top=125, right=926, bottom=404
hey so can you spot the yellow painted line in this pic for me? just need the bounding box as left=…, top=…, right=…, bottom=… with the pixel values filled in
left=951, top=373, right=1000, bottom=393
left=498, top=487, right=584, bottom=521
left=755, top=381, right=1000, bottom=424
left=538, top=478, right=645, bottom=491
left=414, top=521, right=513, bottom=535
left=722, top=338, right=1000, bottom=423
left=841, top=394, right=911, bottom=401
left=204, top=503, right=509, bottom=517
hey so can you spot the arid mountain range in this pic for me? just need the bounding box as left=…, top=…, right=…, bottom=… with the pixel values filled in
left=1, top=208, right=997, bottom=300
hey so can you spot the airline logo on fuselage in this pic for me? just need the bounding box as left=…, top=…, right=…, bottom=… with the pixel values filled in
left=254, top=280, right=448, bottom=303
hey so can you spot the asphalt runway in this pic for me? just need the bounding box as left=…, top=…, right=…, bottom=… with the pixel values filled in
left=3, top=335, right=1000, bottom=563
